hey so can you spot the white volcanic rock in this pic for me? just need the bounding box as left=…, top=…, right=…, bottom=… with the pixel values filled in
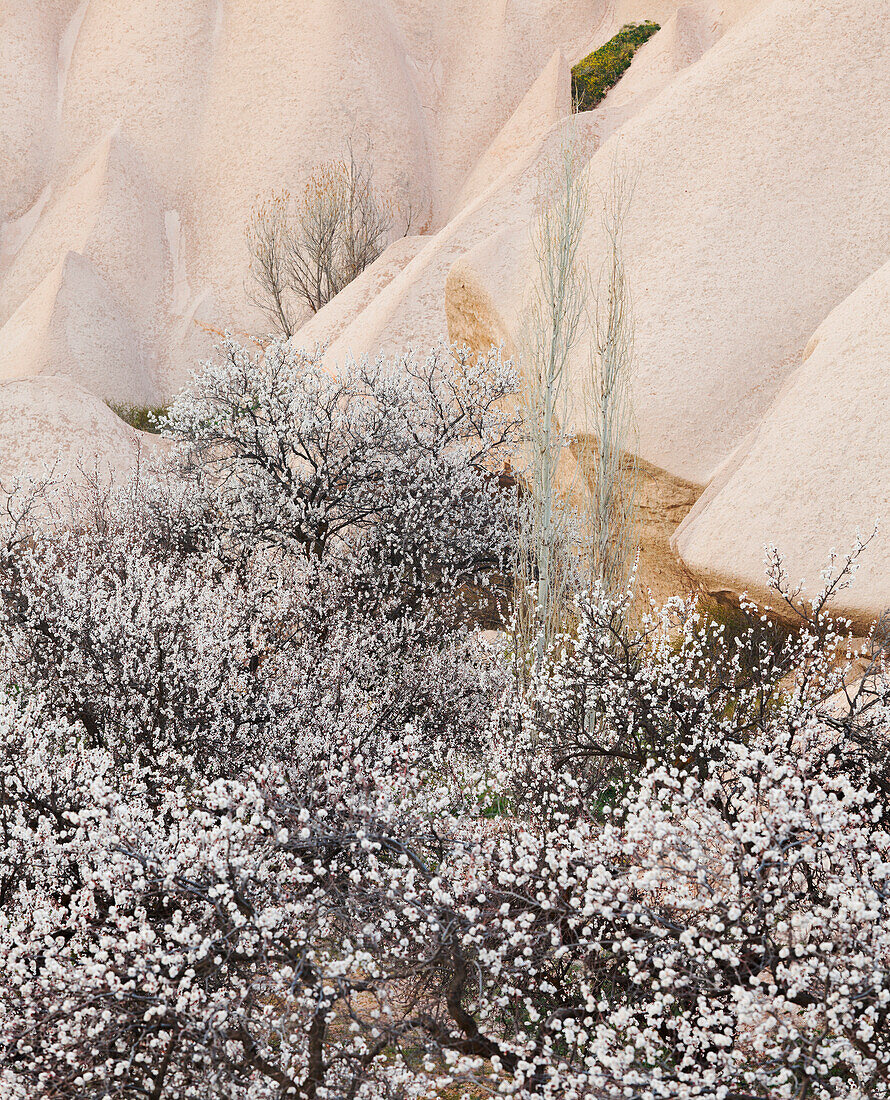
left=460, top=0, right=890, bottom=486
left=58, top=0, right=218, bottom=202
left=0, top=252, right=157, bottom=406
left=447, top=226, right=528, bottom=361
left=448, top=50, right=572, bottom=220
left=158, top=295, right=222, bottom=400
left=6, top=0, right=702, bottom=357
left=0, top=376, right=144, bottom=500
left=291, top=236, right=429, bottom=354
left=0, top=130, right=171, bottom=347
left=673, top=256, right=890, bottom=630
left=0, top=2, right=59, bottom=222
left=407, top=0, right=727, bottom=221
left=406, top=0, right=596, bottom=223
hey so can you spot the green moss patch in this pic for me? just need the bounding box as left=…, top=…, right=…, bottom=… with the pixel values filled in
left=571, top=21, right=660, bottom=112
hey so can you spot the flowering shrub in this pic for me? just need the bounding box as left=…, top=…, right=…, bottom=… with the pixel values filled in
left=1, top=340, right=889, bottom=1098
left=163, top=339, right=519, bottom=630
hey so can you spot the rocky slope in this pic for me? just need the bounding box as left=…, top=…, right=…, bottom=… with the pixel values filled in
left=1, top=0, right=888, bottom=620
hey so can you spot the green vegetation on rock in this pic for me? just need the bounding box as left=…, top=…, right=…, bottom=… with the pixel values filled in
left=107, top=403, right=169, bottom=434
left=571, top=20, right=660, bottom=112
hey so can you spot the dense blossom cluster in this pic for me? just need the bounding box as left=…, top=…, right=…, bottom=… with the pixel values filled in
left=162, top=339, right=518, bottom=587
left=0, top=341, right=888, bottom=1099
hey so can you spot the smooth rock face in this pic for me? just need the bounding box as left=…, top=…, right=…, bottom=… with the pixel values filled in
left=0, top=252, right=157, bottom=405
left=0, top=130, right=170, bottom=344
left=459, top=0, right=890, bottom=487
left=673, top=257, right=890, bottom=630
left=448, top=49, right=572, bottom=220
left=0, top=0, right=887, bottom=620
left=319, top=68, right=598, bottom=370
left=58, top=0, right=218, bottom=202
left=0, top=376, right=145, bottom=501
left=0, top=2, right=59, bottom=223
left=290, top=236, right=430, bottom=355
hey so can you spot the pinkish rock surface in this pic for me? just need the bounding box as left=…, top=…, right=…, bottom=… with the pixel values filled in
left=0, top=0, right=887, bottom=620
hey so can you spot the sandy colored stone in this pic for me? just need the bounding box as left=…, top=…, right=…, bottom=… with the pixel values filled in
left=291, top=236, right=430, bottom=355
left=461, top=0, right=890, bottom=487
left=448, top=50, right=572, bottom=219
left=1, top=0, right=729, bottom=402
left=0, top=252, right=156, bottom=405
left=673, top=256, right=890, bottom=631
left=0, top=375, right=146, bottom=502
left=2, top=0, right=714, bottom=384
left=58, top=0, right=218, bottom=203
left=0, top=2, right=59, bottom=222
left=0, top=130, right=171, bottom=347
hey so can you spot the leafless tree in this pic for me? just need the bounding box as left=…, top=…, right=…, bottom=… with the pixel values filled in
left=580, top=162, right=639, bottom=597
left=247, top=141, right=396, bottom=335
left=247, top=192, right=297, bottom=337
left=512, top=138, right=640, bottom=686
left=513, top=137, right=590, bottom=676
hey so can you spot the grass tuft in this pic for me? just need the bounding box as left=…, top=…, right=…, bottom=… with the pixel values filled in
left=107, top=403, right=169, bottom=434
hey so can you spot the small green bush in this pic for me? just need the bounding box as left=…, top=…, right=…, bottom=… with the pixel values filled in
left=107, top=403, right=169, bottom=434
left=571, top=21, right=660, bottom=112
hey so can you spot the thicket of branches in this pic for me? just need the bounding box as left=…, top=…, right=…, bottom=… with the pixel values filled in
left=0, top=332, right=888, bottom=1100
left=247, top=143, right=407, bottom=337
